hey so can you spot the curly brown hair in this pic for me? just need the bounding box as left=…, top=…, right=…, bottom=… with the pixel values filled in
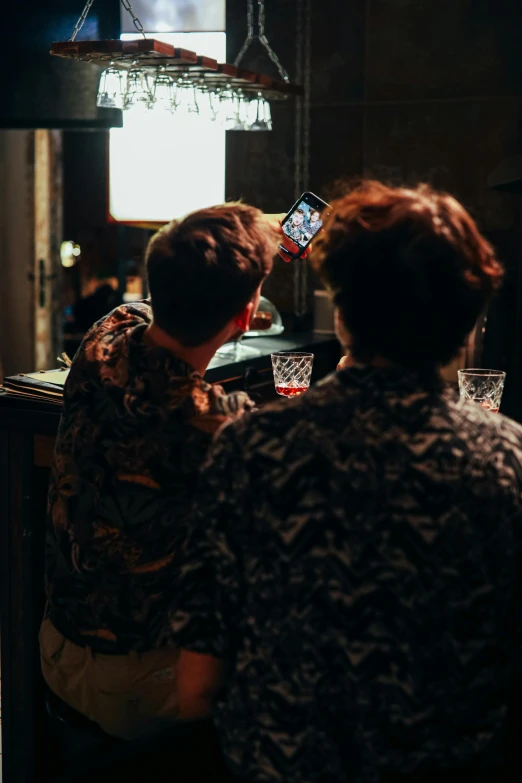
left=312, top=181, right=503, bottom=368
left=146, top=203, right=278, bottom=346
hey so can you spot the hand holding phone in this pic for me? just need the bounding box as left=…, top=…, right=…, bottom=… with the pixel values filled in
left=278, top=234, right=310, bottom=262
left=279, top=191, right=331, bottom=261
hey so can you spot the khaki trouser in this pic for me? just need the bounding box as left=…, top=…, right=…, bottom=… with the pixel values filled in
left=39, top=618, right=180, bottom=740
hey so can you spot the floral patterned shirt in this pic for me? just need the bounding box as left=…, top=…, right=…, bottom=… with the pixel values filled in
left=45, top=301, right=254, bottom=654
left=172, top=366, right=522, bottom=783
left=282, top=220, right=306, bottom=246
left=304, top=217, right=323, bottom=237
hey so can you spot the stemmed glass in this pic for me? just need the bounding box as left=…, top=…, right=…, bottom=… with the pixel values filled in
left=248, top=92, right=273, bottom=131
left=176, top=73, right=200, bottom=116
left=206, top=87, right=221, bottom=122
left=97, top=66, right=127, bottom=109
left=230, top=89, right=250, bottom=130
left=271, top=352, right=314, bottom=397
left=218, top=83, right=240, bottom=129
left=97, top=67, right=275, bottom=132
left=124, top=68, right=153, bottom=110
left=151, top=69, right=177, bottom=113
left=215, top=332, right=262, bottom=361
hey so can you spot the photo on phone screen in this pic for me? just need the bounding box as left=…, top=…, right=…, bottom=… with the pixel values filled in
left=281, top=192, right=330, bottom=252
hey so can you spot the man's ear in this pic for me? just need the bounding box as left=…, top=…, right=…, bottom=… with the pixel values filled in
left=334, top=307, right=352, bottom=351
left=233, top=301, right=254, bottom=333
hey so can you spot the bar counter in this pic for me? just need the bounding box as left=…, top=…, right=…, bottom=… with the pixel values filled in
left=0, top=331, right=339, bottom=783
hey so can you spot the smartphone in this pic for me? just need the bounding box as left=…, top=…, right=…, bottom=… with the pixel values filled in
left=280, top=191, right=331, bottom=257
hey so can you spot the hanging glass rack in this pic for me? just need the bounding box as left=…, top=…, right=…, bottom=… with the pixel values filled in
left=50, top=0, right=303, bottom=119
left=50, top=38, right=303, bottom=101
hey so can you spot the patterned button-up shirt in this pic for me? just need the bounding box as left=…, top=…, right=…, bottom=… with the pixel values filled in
left=283, top=220, right=306, bottom=246
left=172, top=366, right=522, bottom=783
left=45, top=301, right=253, bottom=654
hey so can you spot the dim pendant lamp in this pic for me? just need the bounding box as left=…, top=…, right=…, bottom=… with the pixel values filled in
left=51, top=0, right=303, bottom=130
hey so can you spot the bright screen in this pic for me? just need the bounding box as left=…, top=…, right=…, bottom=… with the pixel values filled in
left=282, top=200, right=324, bottom=249
left=109, top=32, right=226, bottom=223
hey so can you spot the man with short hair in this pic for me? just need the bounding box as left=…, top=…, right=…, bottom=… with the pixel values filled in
left=40, top=203, right=278, bottom=740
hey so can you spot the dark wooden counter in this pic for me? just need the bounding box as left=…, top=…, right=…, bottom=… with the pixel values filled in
left=0, top=332, right=339, bottom=783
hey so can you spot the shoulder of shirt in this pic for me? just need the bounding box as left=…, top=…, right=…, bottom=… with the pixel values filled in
left=87, top=301, right=152, bottom=336
left=74, top=301, right=151, bottom=356
left=451, top=397, right=522, bottom=446
left=65, top=301, right=152, bottom=385
left=223, top=372, right=522, bottom=454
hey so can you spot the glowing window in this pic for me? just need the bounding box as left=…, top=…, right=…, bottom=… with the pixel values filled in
left=121, top=0, right=225, bottom=33
left=109, top=32, right=226, bottom=223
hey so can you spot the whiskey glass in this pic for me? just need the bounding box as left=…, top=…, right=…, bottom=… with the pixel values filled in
left=458, top=368, right=506, bottom=413
left=271, top=352, right=314, bottom=397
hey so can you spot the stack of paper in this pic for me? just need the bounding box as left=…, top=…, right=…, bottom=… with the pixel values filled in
left=3, top=369, right=69, bottom=406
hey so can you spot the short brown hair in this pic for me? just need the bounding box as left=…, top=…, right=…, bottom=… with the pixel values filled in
left=313, top=181, right=503, bottom=367
left=146, top=203, right=277, bottom=346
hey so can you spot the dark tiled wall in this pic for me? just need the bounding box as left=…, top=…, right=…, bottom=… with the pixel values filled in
left=226, top=0, right=522, bottom=313
left=1, top=0, right=121, bottom=128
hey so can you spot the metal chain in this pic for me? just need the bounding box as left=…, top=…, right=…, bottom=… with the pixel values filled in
left=299, top=0, right=312, bottom=313
left=302, top=0, right=311, bottom=194
left=69, top=0, right=96, bottom=42
left=120, top=0, right=147, bottom=39
left=294, top=0, right=304, bottom=200
left=293, top=0, right=311, bottom=195
left=293, top=0, right=304, bottom=316
left=234, top=0, right=289, bottom=82
left=234, top=0, right=255, bottom=67
left=293, top=0, right=312, bottom=317
left=70, top=0, right=146, bottom=41
left=257, top=0, right=290, bottom=82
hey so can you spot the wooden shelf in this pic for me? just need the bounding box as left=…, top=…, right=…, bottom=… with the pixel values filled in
left=50, top=39, right=303, bottom=100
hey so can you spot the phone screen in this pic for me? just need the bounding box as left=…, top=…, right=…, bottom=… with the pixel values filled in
left=281, top=193, right=329, bottom=251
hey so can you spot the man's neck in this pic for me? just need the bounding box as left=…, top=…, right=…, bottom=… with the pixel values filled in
left=143, top=323, right=225, bottom=376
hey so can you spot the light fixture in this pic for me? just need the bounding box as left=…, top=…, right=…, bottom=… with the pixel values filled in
left=60, top=241, right=81, bottom=267
left=51, top=0, right=302, bottom=131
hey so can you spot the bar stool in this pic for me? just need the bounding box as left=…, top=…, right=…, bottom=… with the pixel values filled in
left=45, top=688, right=121, bottom=778
left=48, top=715, right=244, bottom=783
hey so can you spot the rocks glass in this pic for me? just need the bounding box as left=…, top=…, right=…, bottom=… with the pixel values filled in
left=457, top=368, right=506, bottom=413
left=271, top=352, right=314, bottom=397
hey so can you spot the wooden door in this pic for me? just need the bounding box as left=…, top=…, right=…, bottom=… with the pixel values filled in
left=0, top=130, right=63, bottom=377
